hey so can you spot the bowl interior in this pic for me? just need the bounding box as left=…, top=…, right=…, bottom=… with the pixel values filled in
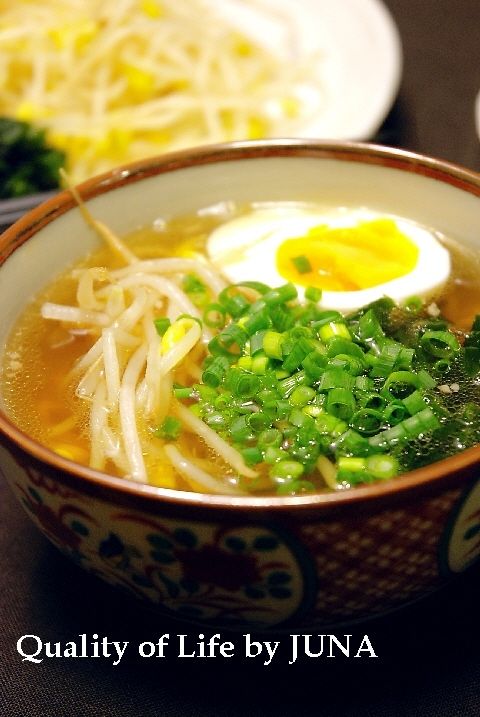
left=1, top=140, right=480, bottom=507
left=1, top=144, right=480, bottom=343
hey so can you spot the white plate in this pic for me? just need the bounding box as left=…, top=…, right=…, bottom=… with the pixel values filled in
left=218, top=0, right=402, bottom=141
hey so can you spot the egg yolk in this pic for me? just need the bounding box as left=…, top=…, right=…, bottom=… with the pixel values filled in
left=276, top=219, right=419, bottom=292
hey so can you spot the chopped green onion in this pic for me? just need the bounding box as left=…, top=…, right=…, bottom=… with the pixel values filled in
left=242, top=308, right=272, bottom=335
left=247, top=411, right=271, bottom=432
left=305, top=286, right=323, bottom=302
left=365, top=454, right=399, bottom=479
left=369, top=407, right=440, bottom=449
left=257, top=428, right=283, bottom=450
left=210, top=323, right=248, bottom=356
left=355, top=375, right=374, bottom=392
left=241, top=446, right=263, bottom=466
left=173, top=386, right=194, bottom=399
left=383, top=402, right=408, bottom=425
left=237, top=356, right=252, bottom=371
left=417, top=369, right=436, bottom=389
left=263, top=330, right=284, bottom=360
left=291, top=254, right=312, bottom=274
left=302, top=349, right=327, bottom=379
left=270, top=305, right=295, bottom=331
left=288, top=407, right=312, bottom=428
left=225, top=368, right=261, bottom=399
left=251, top=354, right=270, bottom=375
left=358, top=309, right=385, bottom=343
left=315, top=413, right=348, bottom=436
left=276, top=480, right=315, bottom=495
left=278, top=370, right=312, bottom=398
left=203, top=303, right=227, bottom=329
left=271, top=460, right=304, bottom=482
left=183, top=273, right=206, bottom=293
left=402, top=390, right=428, bottom=415
left=327, top=337, right=364, bottom=360
left=153, top=317, right=171, bottom=336
left=313, top=310, right=343, bottom=328
left=154, top=416, right=182, bottom=440
left=328, top=354, right=364, bottom=376
left=229, top=415, right=254, bottom=443
left=264, top=446, right=289, bottom=464
left=433, top=359, right=451, bottom=374
left=318, top=321, right=351, bottom=342
left=319, top=368, right=355, bottom=392
left=337, top=456, right=367, bottom=473
left=174, top=277, right=479, bottom=496
left=381, top=371, right=420, bottom=400
left=282, top=338, right=314, bottom=373
left=402, top=408, right=441, bottom=437
left=205, top=412, right=229, bottom=428
left=403, top=296, right=423, bottom=312
left=218, top=286, right=250, bottom=317
left=357, top=392, right=387, bottom=411
left=349, top=408, right=383, bottom=436
left=421, top=330, right=461, bottom=358
left=202, top=356, right=230, bottom=387
left=336, top=456, right=374, bottom=485
left=263, top=284, right=298, bottom=306
left=193, top=383, right=217, bottom=402
left=326, top=387, right=356, bottom=420
left=335, top=429, right=372, bottom=456
left=289, top=385, right=316, bottom=407
left=234, top=281, right=270, bottom=295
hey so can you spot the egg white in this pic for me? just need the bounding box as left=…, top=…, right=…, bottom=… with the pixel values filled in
left=206, top=206, right=451, bottom=311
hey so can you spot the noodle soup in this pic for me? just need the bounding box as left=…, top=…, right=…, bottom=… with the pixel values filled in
left=2, top=200, right=480, bottom=496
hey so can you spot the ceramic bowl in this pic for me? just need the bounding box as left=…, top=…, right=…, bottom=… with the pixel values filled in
left=1, top=140, right=480, bottom=631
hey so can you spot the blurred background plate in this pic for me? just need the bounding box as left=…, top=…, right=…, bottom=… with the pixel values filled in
left=0, top=191, right=57, bottom=233
left=0, top=0, right=402, bottom=229
left=219, top=0, right=402, bottom=140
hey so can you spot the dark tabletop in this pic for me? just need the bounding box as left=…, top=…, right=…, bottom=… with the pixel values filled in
left=2, top=1, right=480, bottom=715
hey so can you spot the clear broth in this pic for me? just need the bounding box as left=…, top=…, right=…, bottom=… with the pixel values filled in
left=2, top=206, right=480, bottom=491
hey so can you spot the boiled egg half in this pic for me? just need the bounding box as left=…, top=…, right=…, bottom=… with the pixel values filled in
left=206, top=206, right=451, bottom=311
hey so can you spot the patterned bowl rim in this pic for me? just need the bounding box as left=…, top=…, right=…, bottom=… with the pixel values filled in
left=1, top=138, right=480, bottom=515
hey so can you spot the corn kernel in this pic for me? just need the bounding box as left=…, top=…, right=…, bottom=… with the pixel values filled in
left=233, top=33, right=254, bottom=56
left=52, top=443, right=89, bottom=463
left=149, top=465, right=177, bottom=489
left=161, top=317, right=197, bottom=353
left=48, top=21, right=97, bottom=51
left=140, top=0, right=162, bottom=18
left=15, top=101, right=49, bottom=121
left=247, top=116, right=267, bottom=139
left=124, top=64, right=155, bottom=95
left=281, top=96, right=300, bottom=118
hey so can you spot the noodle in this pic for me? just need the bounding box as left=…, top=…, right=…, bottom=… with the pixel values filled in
left=164, top=444, right=244, bottom=495
left=90, top=381, right=108, bottom=470
left=0, top=0, right=322, bottom=182
left=41, top=302, right=110, bottom=326
left=119, top=343, right=148, bottom=482
left=9, top=198, right=479, bottom=497
left=111, top=258, right=227, bottom=295
left=172, top=401, right=257, bottom=479
left=102, top=328, right=121, bottom=410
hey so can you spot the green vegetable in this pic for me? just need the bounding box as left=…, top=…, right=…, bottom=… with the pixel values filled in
left=305, top=286, right=323, bottom=302
left=291, top=254, right=312, bottom=274
left=154, top=416, right=182, bottom=440
left=167, top=283, right=480, bottom=495
left=0, top=117, right=65, bottom=199
left=154, top=317, right=171, bottom=336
